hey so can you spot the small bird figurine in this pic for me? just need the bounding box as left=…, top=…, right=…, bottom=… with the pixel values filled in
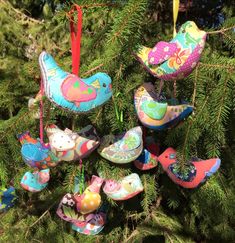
left=57, top=176, right=104, bottom=223
left=20, top=169, right=50, bottom=192
left=39, top=51, right=112, bottom=113
left=134, top=136, right=159, bottom=170
left=135, top=21, right=207, bottom=80
left=0, top=186, right=16, bottom=212
left=103, top=173, right=144, bottom=201
left=158, top=148, right=221, bottom=188
left=74, top=176, right=104, bottom=214
left=46, top=124, right=100, bottom=162
left=134, top=83, right=193, bottom=130
left=18, top=131, right=60, bottom=169
left=98, top=127, right=143, bottom=164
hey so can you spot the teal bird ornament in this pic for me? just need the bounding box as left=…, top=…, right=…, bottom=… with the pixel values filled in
left=39, top=51, right=112, bottom=113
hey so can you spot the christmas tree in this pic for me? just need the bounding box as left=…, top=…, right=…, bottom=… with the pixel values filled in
left=0, top=0, right=235, bottom=242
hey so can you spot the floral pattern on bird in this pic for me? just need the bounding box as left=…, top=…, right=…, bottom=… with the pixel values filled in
left=98, top=127, right=143, bottom=164
left=168, top=162, right=197, bottom=182
left=71, top=210, right=107, bottom=235
left=135, top=21, right=207, bottom=81
left=103, top=173, right=144, bottom=201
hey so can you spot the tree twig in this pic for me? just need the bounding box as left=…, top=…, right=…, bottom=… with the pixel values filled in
left=207, top=25, right=235, bottom=34
left=1, top=0, right=42, bottom=24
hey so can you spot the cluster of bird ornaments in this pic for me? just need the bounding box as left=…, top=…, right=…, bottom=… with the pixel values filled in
left=133, top=20, right=221, bottom=188
left=18, top=125, right=100, bottom=193
left=9, top=2, right=222, bottom=235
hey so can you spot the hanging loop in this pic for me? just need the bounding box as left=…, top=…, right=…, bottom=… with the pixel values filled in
left=173, top=0, right=180, bottom=37
left=39, top=78, right=44, bottom=144
left=68, top=4, right=83, bottom=76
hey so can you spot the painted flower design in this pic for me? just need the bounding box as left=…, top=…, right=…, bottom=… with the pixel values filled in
left=168, top=48, right=191, bottom=70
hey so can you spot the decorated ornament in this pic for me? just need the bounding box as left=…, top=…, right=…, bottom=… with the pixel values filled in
left=0, top=186, right=16, bottom=212
left=71, top=176, right=107, bottom=235
left=46, top=124, right=100, bottom=161
left=103, top=173, right=144, bottom=201
left=39, top=51, right=112, bottom=113
left=20, top=169, right=50, bottom=192
left=98, top=127, right=143, bottom=164
left=158, top=147, right=221, bottom=188
left=135, top=21, right=206, bottom=80
left=57, top=175, right=104, bottom=223
left=18, top=131, right=59, bottom=169
left=134, top=83, right=193, bottom=130
left=134, top=136, right=159, bottom=170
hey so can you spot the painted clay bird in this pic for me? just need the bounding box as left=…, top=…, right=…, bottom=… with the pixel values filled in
left=0, top=186, right=16, bottom=212
left=134, top=136, right=159, bottom=170
left=39, top=51, right=112, bottom=113
left=103, top=173, right=144, bottom=201
left=98, top=127, right=143, bottom=164
left=135, top=21, right=207, bottom=80
left=20, top=169, right=50, bottom=192
left=134, top=83, right=193, bottom=130
left=46, top=124, right=100, bottom=162
left=56, top=175, right=104, bottom=224
left=158, top=147, right=221, bottom=188
left=18, top=131, right=59, bottom=169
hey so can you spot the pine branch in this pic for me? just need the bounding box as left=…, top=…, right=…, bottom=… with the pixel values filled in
left=207, top=25, right=235, bottom=35
left=0, top=0, right=42, bottom=24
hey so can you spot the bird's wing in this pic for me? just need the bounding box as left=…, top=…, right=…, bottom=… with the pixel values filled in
left=141, top=101, right=167, bottom=120
left=148, top=41, right=178, bottom=65
left=118, top=132, right=141, bottom=151
left=61, top=75, right=97, bottom=102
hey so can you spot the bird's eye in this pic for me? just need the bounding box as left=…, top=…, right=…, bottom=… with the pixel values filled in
left=182, top=29, right=186, bottom=33
left=103, top=83, right=106, bottom=87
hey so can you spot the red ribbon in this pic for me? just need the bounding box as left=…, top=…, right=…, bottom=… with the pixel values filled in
left=39, top=79, right=44, bottom=144
left=68, top=4, right=83, bottom=76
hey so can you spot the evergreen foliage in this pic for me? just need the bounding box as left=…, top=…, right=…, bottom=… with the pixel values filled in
left=0, top=0, right=234, bottom=242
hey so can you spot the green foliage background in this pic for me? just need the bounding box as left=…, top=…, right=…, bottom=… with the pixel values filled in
left=0, top=0, right=234, bottom=242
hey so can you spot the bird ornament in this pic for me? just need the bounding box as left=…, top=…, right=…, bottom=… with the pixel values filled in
left=0, top=186, right=16, bottom=212
left=39, top=51, right=112, bottom=113
left=20, top=169, right=50, bottom=192
left=134, top=136, right=159, bottom=170
left=57, top=175, right=104, bottom=223
left=135, top=21, right=207, bottom=80
left=134, top=83, right=193, bottom=130
left=46, top=124, right=100, bottom=162
left=18, top=131, right=59, bottom=169
left=158, top=147, right=221, bottom=188
left=103, top=173, right=144, bottom=201
left=98, top=126, right=143, bottom=164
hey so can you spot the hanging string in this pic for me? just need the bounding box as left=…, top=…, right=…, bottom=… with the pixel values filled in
left=173, top=0, right=180, bottom=37
left=68, top=4, right=85, bottom=194
left=158, top=80, right=164, bottom=98
left=39, top=78, right=44, bottom=144
left=68, top=4, right=83, bottom=76
left=173, top=80, right=177, bottom=98
left=78, top=159, right=85, bottom=195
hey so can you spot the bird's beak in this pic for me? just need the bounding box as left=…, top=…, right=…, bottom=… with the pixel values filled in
left=105, top=83, right=112, bottom=94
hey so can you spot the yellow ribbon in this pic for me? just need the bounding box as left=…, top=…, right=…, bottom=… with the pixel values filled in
left=173, top=0, right=180, bottom=37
